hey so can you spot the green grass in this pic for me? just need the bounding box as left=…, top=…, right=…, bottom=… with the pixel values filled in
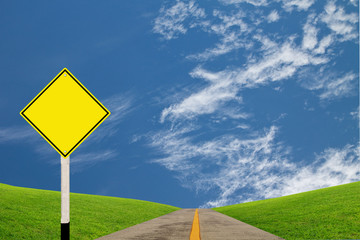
left=214, top=181, right=360, bottom=240
left=0, top=183, right=180, bottom=239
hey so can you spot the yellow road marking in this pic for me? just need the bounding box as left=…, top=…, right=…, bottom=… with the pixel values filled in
left=190, top=209, right=201, bottom=240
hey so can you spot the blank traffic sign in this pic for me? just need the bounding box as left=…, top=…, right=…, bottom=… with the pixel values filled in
left=20, top=68, right=110, bottom=158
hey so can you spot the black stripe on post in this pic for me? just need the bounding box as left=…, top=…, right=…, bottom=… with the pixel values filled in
left=61, top=222, right=70, bottom=240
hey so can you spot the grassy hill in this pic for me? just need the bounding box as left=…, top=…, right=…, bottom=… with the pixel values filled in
left=0, top=183, right=180, bottom=239
left=214, top=181, right=360, bottom=240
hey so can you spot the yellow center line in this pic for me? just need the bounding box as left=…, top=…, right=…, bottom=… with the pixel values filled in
left=190, top=209, right=201, bottom=240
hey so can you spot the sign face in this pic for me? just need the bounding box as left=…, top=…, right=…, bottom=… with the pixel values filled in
left=20, top=68, right=110, bottom=158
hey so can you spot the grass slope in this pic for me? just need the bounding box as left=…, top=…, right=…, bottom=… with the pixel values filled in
left=214, top=181, right=360, bottom=240
left=0, top=183, right=180, bottom=239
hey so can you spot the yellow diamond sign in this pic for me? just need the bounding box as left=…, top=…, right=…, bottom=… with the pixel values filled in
left=20, top=68, right=110, bottom=158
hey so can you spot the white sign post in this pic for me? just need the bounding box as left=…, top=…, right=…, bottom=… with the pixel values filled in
left=61, top=155, right=70, bottom=239
left=20, top=68, right=110, bottom=240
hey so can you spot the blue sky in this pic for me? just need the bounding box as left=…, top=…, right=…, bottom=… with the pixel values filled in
left=0, top=0, right=359, bottom=208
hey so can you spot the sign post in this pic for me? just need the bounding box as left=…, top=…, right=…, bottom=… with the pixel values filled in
left=61, top=155, right=70, bottom=240
left=20, top=68, right=110, bottom=239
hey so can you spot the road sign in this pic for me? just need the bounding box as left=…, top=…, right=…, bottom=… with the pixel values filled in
left=20, top=68, right=110, bottom=158
left=20, top=68, right=111, bottom=240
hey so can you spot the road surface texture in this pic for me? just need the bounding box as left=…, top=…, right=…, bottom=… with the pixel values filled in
left=96, top=208, right=284, bottom=240
left=96, top=209, right=194, bottom=240
left=198, top=209, right=283, bottom=240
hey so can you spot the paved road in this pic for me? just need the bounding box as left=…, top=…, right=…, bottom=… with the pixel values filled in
left=96, top=208, right=283, bottom=240
left=96, top=209, right=194, bottom=240
left=198, top=209, right=283, bottom=240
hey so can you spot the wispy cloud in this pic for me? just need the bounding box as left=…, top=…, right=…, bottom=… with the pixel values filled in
left=153, top=0, right=206, bottom=40
left=300, top=70, right=358, bottom=101
left=149, top=124, right=286, bottom=190
left=267, top=10, right=280, bottom=22
left=160, top=67, right=240, bottom=122
left=149, top=124, right=200, bottom=174
left=313, top=34, right=333, bottom=54
left=157, top=0, right=357, bottom=123
left=87, top=93, right=134, bottom=143
left=42, top=149, right=117, bottom=172
left=187, top=9, right=252, bottom=61
left=268, top=144, right=360, bottom=198
left=350, top=106, right=359, bottom=120
left=70, top=150, right=117, bottom=172
left=321, top=0, right=358, bottom=41
left=302, top=14, right=318, bottom=50
left=0, top=126, right=38, bottom=143
left=219, top=0, right=269, bottom=6
left=158, top=0, right=338, bottom=63
left=220, top=0, right=315, bottom=11
left=319, top=73, right=358, bottom=100
left=151, top=0, right=359, bottom=208
left=0, top=125, right=56, bottom=162
left=149, top=123, right=359, bottom=207
left=349, top=0, right=358, bottom=6
left=208, top=144, right=360, bottom=207
left=162, top=39, right=327, bottom=122
left=281, top=0, right=315, bottom=11
left=236, top=123, right=251, bottom=129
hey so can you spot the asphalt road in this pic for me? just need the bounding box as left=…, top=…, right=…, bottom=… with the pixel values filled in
left=96, top=208, right=283, bottom=240
left=198, top=209, right=283, bottom=240
left=96, top=209, right=194, bottom=240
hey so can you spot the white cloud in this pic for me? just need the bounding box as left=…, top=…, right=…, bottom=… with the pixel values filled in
left=88, top=94, right=133, bottom=143
left=349, top=0, right=358, bottom=6
left=314, top=34, right=333, bottom=54
left=187, top=10, right=252, bottom=61
left=267, top=10, right=280, bottom=22
left=163, top=40, right=328, bottom=122
left=321, top=1, right=359, bottom=41
left=38, top=149, right=117, bottom=172
left=103, top=94, right=134, bottom=123
left=219, top=0, right=269, bottom=6
left=253, top=34, right=278, bottom=52
left=153, top=0, right=206, bottom=40
left=151, top=0, right=359, bottom=208
left=149, top=125, right=285, bottom=195
left=0, top=126, right=38, bottom=143
left=241, top=41, right=328, bottom=86
left=268, top=144, right=360, bottom=197
left=161, top=79, right=238, bottom=122
left=220, top=0, right=315, bottom=11
left=160, top=67, right=237, bottom=122
left=211, top=10, right=249, bottom=35
left=319, top=72, right=357, bottom=100
left=187, top=33, right=246, bottom=61
left=350, top=107, right=359, bottom=119
left=149, top=124, right=200, bottom=173
left=302, top=15, right=318, bottom=50
left=236, top=123, right=250, bottom=129
left=282, top=0, right=315, bottom=11
left=301, top=70, right=357, bottom=101
left=70, top=150, right=117, bottom=172
left=150, top=122, right=360, bottom=207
